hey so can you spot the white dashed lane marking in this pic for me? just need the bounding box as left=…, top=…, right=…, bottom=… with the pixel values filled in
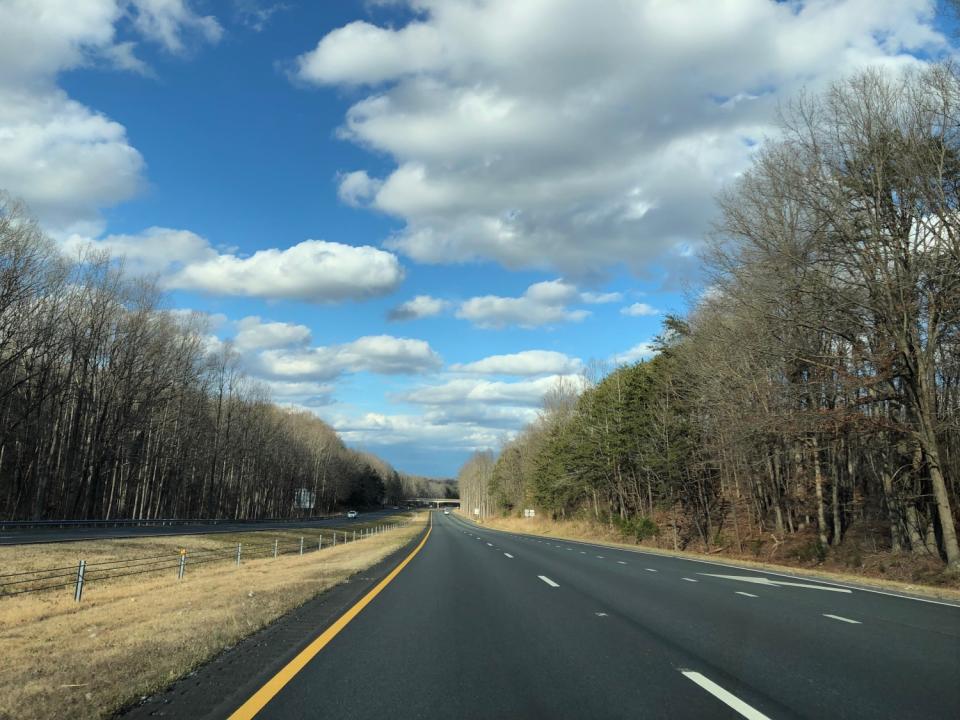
left=538, top=575, right=560, bottom=588
left=683, top=577, right=698, bottom=583
left=735, top=592, right=758, bottom=598
left=823, top=614, right=861, bottom=624
left=681, top=670, right=771, bottom=720
left=504, top=553, right=514, bottom=559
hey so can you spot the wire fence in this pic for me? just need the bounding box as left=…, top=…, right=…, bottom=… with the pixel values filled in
left=0, top=520, right=410, bottom=601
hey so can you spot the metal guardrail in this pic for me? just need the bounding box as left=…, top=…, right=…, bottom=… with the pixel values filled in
left=0, top=518, right=223, bottom=532
left=0, top=512, right=371, bottom=533
left=0, top=520, right=410, bottom=601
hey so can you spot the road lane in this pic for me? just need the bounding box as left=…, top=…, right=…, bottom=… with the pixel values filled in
left=448, top=514, right=960, bottom=718
left=254, top=511, right=727, bottom=719
left=231, top=511, right=960, bottom=719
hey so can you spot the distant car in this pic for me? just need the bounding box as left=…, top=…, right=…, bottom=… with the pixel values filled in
left=347, top=510, right=358, bottom=518
left=391, top=505, right=400, bottom=510
left=443, top=509, right=450, bottom=515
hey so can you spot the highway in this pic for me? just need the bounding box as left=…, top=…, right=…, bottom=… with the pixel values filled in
left=197, top=510, right=960, bottom=720
left=0, top=510, right=401, bottom=546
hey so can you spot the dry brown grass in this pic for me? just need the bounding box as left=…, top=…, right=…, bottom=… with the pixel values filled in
left=463, top=511, right=960, bottom=602
left=0, top=513, right=426, bottom=720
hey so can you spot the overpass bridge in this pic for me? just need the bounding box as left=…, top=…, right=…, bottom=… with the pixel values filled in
left=414, top=498, right=460, bottom=508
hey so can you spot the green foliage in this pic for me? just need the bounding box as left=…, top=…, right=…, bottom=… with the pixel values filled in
left=614, top=515, right=660, bottom=542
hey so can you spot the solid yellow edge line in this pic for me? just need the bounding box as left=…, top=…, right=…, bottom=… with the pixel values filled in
left=227, top=514, right=433, bottom=720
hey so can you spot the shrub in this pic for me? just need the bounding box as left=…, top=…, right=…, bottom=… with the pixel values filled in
left=795, top=539, right=827, bottom=564
left=614, top=515, right=660, bottom=542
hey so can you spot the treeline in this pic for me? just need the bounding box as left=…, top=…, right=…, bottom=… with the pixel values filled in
left=0, top=196, right=410, bottom=520
left=356, top=454, right=457, bottom=504
left=460, top=64, right=960, bottom=570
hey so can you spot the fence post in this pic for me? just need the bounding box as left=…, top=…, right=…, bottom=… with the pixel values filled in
left=178, top=549, right=186, bottom=579
left=353, top=530, right=356, bottom=542
left=300, top=537, right=304, bottom=555
left=273, top=539, right=278, bottom=558
left=74, top=560, right=86, bottom=602
left=333, top=532, right=336, bottom=547
left=318, top=536, right=322, bottom=551
left=236, top=543, right=242, bottom=566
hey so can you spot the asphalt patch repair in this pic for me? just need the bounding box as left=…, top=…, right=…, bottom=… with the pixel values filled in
left=117, top=525, right=428, bottom=720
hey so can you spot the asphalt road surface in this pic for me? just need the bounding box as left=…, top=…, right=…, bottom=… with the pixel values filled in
left=219, top=511, right=960, bottom=719
left=0, top=510, right=401, bottom=546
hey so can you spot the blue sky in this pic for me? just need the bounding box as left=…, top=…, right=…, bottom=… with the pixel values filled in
left=0, top=0, right=952, bottom=476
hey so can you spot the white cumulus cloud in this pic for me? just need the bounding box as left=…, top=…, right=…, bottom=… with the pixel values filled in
left=620, top=302, right=660, bottom=317
left=0, top=1, right=221, bottom=234
left=256, top=335, right=442, bottom=381
left=233, top=316, right=312, bottom=352
left=294, top=0, right=944, bottom=278
left=613, top=341, right=657, bottom=365
left=451, top=350, right=582, bottom=376
left=337, top=169, right=383, bottom=207
left=388, top=294, right=450, bottom=321
left=401, top=374, right=587, bottom=407
left=62, top=226, right=215, bottom=273
left=169, top=239, right=404, bottom=303
left=457, top=279, right=590, bottom=329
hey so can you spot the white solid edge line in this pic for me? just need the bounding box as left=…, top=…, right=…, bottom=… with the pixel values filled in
left=504, top=553, right=514, bottom=558
left=736, top=591, right=758, bottom=598
left=446, top=514, right=960, bottom=607
left=823, top=613, right=861, bottom=624
left=538, top=575, right=559, bottom=587
left=681, top=671, right=772, bottom=720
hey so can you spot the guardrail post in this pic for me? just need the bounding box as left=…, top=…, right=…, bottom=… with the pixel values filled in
left=332, top=532, right=336, bottom=547
left=353, top=530, right=356, bottom=542
left=318, top=536, right=322, bottom=551
left=273, top=539, right=278, bottom=558
left=74, top=560, right=86, bottom=601
left=236, top=543, right=242, bottom=566
left=178, top=549, right=186, bottom=579
left=299, top=537, right=304, bottom=555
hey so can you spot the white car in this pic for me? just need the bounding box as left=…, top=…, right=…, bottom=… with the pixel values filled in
left=443, top=509, right=450, bottom=515
left=346, top=510, right=358, bottom=518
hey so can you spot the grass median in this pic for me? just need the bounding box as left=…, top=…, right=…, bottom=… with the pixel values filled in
left=0, top=513, right=426, bottom=720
